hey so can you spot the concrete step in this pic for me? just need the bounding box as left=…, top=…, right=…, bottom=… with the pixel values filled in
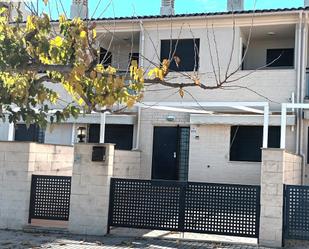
left=23, top=225, right=69, bottom=234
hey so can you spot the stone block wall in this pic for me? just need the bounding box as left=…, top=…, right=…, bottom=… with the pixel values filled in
left=259, top=149, right=302, bottom=248
left=29, top=143, right=73, bottom=176
left=0, top=141, right=74, bottom=230
left=113, top=150, right=141, bottom=178
left=283, top=152, right=302, bottom=185
left=68, top=144, right=115, bottom=235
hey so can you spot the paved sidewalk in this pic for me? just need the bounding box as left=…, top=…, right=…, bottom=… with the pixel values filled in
left=0, top=229, right=272, bottom=249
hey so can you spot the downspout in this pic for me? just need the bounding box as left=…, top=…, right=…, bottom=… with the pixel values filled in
left=139, top=20, right=145, bottom=68
left=133, top=106, right=142, bottom=150
left=300, top=12, right=308, bottom=184
left=296, top=12, right=303, bottom=155
left=133, top=22, right=145, bottom=150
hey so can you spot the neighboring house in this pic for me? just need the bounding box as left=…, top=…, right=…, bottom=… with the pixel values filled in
left=1, top=0, right=309, bottom=185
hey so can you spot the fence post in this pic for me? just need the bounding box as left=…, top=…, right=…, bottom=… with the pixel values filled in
left=259, top=149, right=302, bottom=247
left=259, top=149, right=285, bottom=248
left=68, top=143, right=115, bottom=236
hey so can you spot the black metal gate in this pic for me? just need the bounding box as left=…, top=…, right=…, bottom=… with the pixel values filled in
left=284, top=185, right=309, bottom=240
left=108, top=178, right=261, bottom=238
left=29, top=175, right=72, bottom=223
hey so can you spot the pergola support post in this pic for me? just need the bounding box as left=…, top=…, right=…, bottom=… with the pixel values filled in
left=280, top=104, right=287, bottom=149
left=263, top=104, right=269, bottom=148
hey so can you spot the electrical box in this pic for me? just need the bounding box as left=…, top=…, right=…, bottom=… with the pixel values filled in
left=92, top=146, right=106, bottom=162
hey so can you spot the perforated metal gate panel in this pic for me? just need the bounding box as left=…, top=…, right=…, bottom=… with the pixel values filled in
left=108, top=178, right=260, bottom=238
left=184, top=182, right=260, bottom=237
left=109, top=179, right=184, bottom=231
left=29, top=175, right=71, bottom=222
left=284, top=185, right=309, bottom=240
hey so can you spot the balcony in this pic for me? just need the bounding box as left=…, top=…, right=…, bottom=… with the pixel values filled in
left=98, top=31, right=140, bottom=72
left=240, top=24, right=296, bottom=71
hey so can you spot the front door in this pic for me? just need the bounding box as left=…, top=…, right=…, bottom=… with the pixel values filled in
left=152, top=127, right=179, bottom=180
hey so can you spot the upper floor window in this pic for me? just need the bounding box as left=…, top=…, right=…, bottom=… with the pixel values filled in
left=129, top=52, right=139, bottom=66
left=100, top=47, right=112, bottom=67
left=266, top=48, right=294, bottom=68
left=160, top=39, right=200, bottom=72
left=230, top=126, right=280, bottom=162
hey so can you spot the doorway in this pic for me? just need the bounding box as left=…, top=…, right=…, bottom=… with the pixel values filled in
left=152, top=126, right=189, bottom=181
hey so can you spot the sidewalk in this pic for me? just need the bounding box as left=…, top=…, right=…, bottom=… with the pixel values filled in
left=0, top=229, right=273, bottom=249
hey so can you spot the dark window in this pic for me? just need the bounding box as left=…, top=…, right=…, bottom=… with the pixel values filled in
left=99, top=47, right=112, bottom=67
left=88, top=124, right=100, bottom=143
left=129, top=52, right=139, bottom=66
left=266, top=48, right=294, bottom=68
left=230, top=126, right=280, bottom=162
left=88, top=124, right=133, bottom=150
left=160, top=39, right=200, bottom=72
left=15, top=124, right=45, bottom=143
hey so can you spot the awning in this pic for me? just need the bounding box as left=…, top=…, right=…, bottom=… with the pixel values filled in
left=190, top=114, right=296, bottom=126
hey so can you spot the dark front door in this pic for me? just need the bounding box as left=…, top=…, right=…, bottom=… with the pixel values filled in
left=152, top=127, right=178, bottom=180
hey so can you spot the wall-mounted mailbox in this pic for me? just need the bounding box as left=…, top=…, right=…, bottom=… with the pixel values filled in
left=92, top=146, right=106, bottom=162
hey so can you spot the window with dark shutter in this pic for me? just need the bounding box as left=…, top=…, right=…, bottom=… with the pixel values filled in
left=88, top=124, right=133, bottom=150
left=99, top=47, right=112, bottom=67
left=15, top=124, right=45, bottom=143
left=129, top=52, right=139, bottom=66
left=230, top=126, right=280, bottom=162
left=266, top=48, right=294, bottom=68
left=160, top=39, right=200, bottom=72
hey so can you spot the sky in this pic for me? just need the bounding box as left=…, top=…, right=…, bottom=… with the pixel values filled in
left=38, top=0, right=304, bottom=20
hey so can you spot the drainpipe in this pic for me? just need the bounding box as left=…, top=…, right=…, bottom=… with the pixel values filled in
left=132, top=21, right=145, bottom=150
left=139, top=21, right=145, bottom=68
left=296, top=12, right=303, bottom=155
left=133, top=106, right=142, bottom=150
left=300, top=12, right=308, bottom=184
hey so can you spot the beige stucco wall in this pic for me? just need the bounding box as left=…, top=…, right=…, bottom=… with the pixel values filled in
left=113, top=150, right=141, bottom=179
left=143, top=69, right=296, bottom=110
left=189, top=124, right=296, bottom=185
left=142, top=24, right=297, bottom=108
left=0, top=142, right=73, bottom=230
left=283, top=151, right=303, bottom=185
left=139, top=107, right=296, bottom=185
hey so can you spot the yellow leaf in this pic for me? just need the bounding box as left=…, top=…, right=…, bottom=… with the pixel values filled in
left=179, top=88, right=184, bottom=98
left=95, top=64, right=104, bottom=73
left=50, top=36, right=63, bottom=47
left=131, top=60, right=138, bottom=68
left=148, top=69, right=155, bottom=78
left=92, top=29, right=97, bottom=39
left=162, top=59, right=170, bottom=76
left=59, top=14, right=66, bottom=23
left=158, top=69, right=164, bottom=81
left=77, top=98, right=84, bottom=106
left=80, top=31, right=87, bottom=39
left=195, top=79, right=201, bottom=85
left=26, top=16, right=36, bottom=31
left=127, top=98, right=135, bottom=108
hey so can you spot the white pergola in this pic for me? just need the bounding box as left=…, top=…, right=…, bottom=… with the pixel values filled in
left=134, top=101, right=270, bottom=149
left=280, top=103, right=309, bottom=149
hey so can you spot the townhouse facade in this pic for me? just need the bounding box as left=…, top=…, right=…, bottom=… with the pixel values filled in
left=1, top=0, right=309, bottom=186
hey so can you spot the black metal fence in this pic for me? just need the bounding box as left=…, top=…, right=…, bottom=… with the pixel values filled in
left=108, top=178, right=261, bottom=238
left=29, top=175, right=72, bottom=223
left=284, top=185, right=309, bottom=240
